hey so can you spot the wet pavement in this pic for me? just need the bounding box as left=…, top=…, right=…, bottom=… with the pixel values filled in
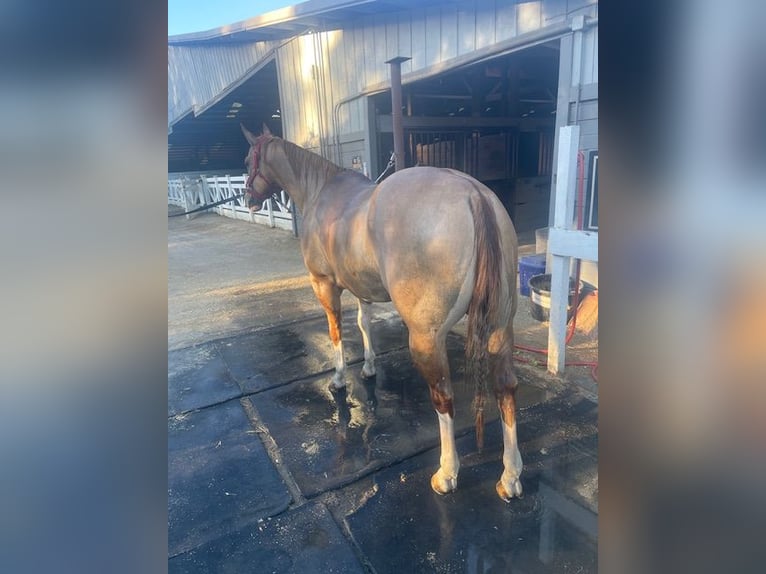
left=168, top=211, right=598, bottom=572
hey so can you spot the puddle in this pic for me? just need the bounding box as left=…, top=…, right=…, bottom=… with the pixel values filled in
left=342, top=422, right=598, bottom=574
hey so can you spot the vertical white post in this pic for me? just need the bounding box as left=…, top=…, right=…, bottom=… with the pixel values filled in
left=209, top=177, right=217, bottom=215
left=222, top=176, right=232, bottom=219
left=216, top=177, right=223, bottom=216
left=182, top=179, right=192, bottom=221
left=267, top=197, right=275, bottom=228
left=200, top=177, right=210, bottom=211
left=196, top=177, right=204, bottom=209
left=547, top=125, right=579, bottom=373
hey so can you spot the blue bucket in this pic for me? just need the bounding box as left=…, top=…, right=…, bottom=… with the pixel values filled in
left=518, top=254, right=546, bottom=297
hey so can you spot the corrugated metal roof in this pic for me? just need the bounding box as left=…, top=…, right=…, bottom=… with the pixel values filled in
left=168, top=0, right=444, bottom=44
left=168, top=41, right=275, bottom=126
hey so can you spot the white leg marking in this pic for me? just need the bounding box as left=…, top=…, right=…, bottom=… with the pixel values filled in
left=356, top=300, right=376, bottom=377
left=330, top=340, right=346, bottom=389
left=431, top=411, right=460, bottom=494
left=497, top=419, right=523, bottom=501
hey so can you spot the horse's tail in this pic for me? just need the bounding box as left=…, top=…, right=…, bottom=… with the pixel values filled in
left=466, top=191, right=504, bottom=450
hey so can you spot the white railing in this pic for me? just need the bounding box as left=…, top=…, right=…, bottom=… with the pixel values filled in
left=168, top=177, right=207, bottom=213
left=168, top=174, right=294, bottom=231
left=167, top=178, right=189, bottom=207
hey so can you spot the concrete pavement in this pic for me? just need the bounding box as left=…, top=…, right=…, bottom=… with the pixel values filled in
left=168, top=208, right=598, bottom=572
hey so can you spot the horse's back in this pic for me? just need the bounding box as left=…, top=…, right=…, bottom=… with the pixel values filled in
left=370, top=167, right=517, bottom=264
left=369, top=167, right=518, bottom=324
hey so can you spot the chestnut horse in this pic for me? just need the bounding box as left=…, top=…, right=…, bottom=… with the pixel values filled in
left=241, top=124, right=522, bottom=500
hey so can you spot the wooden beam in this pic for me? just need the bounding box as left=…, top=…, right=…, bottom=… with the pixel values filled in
left=548, top=228, right=598, bottom=261
left=377, top=114, right=555, bottom=132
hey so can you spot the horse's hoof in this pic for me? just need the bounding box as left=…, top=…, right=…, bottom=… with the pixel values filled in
left=328, top=378, right=346, bottom=393
left=361, top=363, right=376, bottom=378
left=496, top=477, right=523, bottom=502
left=431, top=469, right=457, bottom=495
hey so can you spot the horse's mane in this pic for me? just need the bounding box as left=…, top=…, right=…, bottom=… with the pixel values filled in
left=278, top=139, right=343, bottom=190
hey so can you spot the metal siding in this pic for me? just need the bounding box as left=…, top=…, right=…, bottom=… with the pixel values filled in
left=353, top=99, right=366, bottom=134
left=425, top=6, right=442, bottom=67
left=322, top=31, right=337, bottom=146
left=198, top=2, right=599, bottom=153
left=578, top=117, right=598, bottom=136
left=475, top=1, right=496, bottom=50
left=276, top=44, right=292, bottom=141
left=344, top=26, right=365, bottom=133
left=300, top=34, right=322, bottom=149
left=583, top=26, right=598, bottom=84
left=362, top=16, right=379, bottom=88
left=440, top=5, right=458, bottom=63
left=372, top=18, right=388, bottom=84
left=580, top=134, right=598, bottom=151
left=350, top=24, right=367, bottom=93
left=409, top=8, right=427, bottom=72
left=495, top=0, right=517, bottom=43
left=397, top=13, right=413, bottom=75
left=168, top=41, right=274, bottom=126
left=517, top=1, right=542, bottom=35
left=457, top=2, right=477, bottom=56
left=569, top=100, right=598, bottom=122
left=278, top=39, right=304, bottom=145
left=326, top=30, right=353, bottom=138
left=542, top=0, right=569, bottom=25
left=327, top=31, right=343, bottom=132
left=385, top=14, right=400, bottom=62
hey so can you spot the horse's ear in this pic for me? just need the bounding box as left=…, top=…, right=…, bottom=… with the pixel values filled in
left=261, top=123, right=272, bottom=137
left=241, top=123, right=259, bottom=146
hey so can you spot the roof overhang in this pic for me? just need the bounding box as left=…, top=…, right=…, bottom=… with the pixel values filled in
left=168, top=0, right=443, bottom=44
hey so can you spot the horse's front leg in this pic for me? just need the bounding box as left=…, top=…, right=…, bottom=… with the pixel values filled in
left=310, top=274, right=346, bottom=390
left=356, top=299, right=376, bottom=378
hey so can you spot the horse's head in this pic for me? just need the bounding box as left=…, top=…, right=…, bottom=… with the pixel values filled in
left=241, top=123, right=280, bottom=212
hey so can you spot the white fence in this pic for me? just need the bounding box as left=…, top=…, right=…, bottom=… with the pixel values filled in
left=168, top=174, right=294, bottom=232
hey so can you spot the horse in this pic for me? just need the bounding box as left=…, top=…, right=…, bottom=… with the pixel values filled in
left=241, top=123, right=523, bottom=501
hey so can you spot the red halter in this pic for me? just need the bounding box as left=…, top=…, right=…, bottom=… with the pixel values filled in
left=246, top=136, right=274, bottom=191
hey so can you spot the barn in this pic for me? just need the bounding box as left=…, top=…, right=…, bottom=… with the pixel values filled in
left=168, top=0, right=598, bottom=371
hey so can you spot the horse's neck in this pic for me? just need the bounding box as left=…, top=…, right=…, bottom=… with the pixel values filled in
left=271, top=141, right=341, bottom=213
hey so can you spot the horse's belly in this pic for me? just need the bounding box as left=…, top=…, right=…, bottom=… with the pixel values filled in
left=339, top=270, right=391, bottom=303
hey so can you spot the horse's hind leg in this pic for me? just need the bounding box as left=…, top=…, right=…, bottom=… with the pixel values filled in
left=310, top=274, right=346, bottom=390
left=491, top=327, right=524, bottom=501
left=356, top=299, right=376, bottom=378
left=409, top=329, right=460, bottom=494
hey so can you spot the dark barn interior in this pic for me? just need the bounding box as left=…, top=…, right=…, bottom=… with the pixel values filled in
left=373, top=42, right=559, bottom=233
left=168, top=60, right=283, bottom=175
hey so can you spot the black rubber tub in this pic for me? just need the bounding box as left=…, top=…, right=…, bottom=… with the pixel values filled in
left=528, top=273, right=585, bottom=322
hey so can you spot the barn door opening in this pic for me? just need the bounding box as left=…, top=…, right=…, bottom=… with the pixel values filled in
left=372, top=42, right=559, bottom=233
